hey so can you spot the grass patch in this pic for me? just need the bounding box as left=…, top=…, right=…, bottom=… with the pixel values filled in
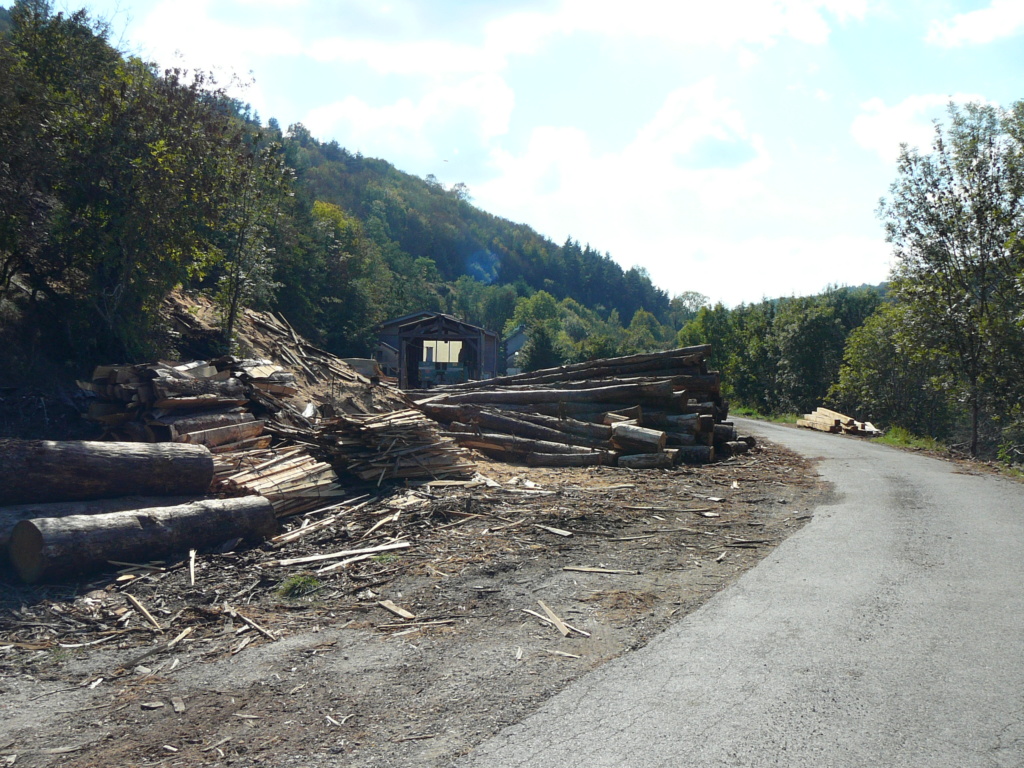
left=730, top=406, right=800, bottom=424
left=875, top=426, right=945, bottom=452
left=276, top=573, right=323, bottom=599
left=371, top=553, right=399, bottom=564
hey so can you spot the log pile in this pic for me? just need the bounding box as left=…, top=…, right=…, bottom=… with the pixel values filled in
left=0, top=439, right=277, bottom=582
left=414, top=345, right=755, bottom=467
left=77, top=357, right=346, bottom=516
left=268, top=409, right=476, bottom=484
left=798, top=407, right=882, bottom=437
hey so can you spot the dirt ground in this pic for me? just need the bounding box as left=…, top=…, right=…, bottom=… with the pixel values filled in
left=0, top=436, right=826, bottom=768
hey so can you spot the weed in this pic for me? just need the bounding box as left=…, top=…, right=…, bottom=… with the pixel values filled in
left=875, top=426, right=945, bottom=452
left=276, top=573, right=322, bottom=599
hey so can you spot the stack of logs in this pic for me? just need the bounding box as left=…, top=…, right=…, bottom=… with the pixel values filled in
left=269, top=409, right=476, bottom=484
left=798, top=407, right=882, bottom=437
left=0, top=440, right=277, bottom=583
left=78, top=359, right=344, bottom=516
left=414, top=345, right=755, bottom=467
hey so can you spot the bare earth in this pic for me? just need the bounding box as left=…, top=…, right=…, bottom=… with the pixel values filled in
left=0, top=437, right=825, bottom=767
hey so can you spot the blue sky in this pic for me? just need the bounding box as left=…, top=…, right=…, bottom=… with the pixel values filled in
left=75, top=0, right=1024, bottom=306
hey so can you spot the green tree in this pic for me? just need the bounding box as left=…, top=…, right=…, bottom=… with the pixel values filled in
left=829, top=303, right=955, bottom=436
left=880, top=102, right=1024, bottom=455
left=217, top=135, right=293, bottom=350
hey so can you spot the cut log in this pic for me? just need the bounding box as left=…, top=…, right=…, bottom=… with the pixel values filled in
left=0, top=496, right=196, bottom=562
left=664, top=431, right=697, bottom=446
left=174, top=420, right=265, bottom=448
left=526, top=452, right=614, bottom=467
left=722, top=440, right=750, bottom=456
left=447, top=432, right=606, bottom=457
left=610, top=423, right=667, bottom=454
left=674, top=446, right=715, bottom=464
left=149, top=411, right=253, bottom=440
left=9, top=496, right=277, bottom=584
left=618, top=452, right=673, bottom=469
left=713, top=424, right=738, bottom=444
left=430, top=380, right=676, bottom=406
left=0, top=440, right=215, bottom=505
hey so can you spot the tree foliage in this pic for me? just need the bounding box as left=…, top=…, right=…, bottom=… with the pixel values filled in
left=879, top=102, right=1024, bottom=455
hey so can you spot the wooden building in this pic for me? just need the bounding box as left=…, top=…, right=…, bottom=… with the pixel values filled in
left=374, top=312, right=499, bottom=389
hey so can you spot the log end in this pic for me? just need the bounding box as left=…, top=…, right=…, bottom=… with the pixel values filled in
left=8, top=520, right=45, bottom=584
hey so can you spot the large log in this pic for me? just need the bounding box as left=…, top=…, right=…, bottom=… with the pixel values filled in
left=420, top=405, right=607, bottom=448
left=0, top=496, right=196, bottom=562
left=526, top=452, right=614, bottom=467
left=618, top=452, right=674, bottom=469
left=445, top=432, right=609, bottom=457
left=675, top=446, right=715, bottom=464
left=495, top=410, right=612, bottom=442
left=0, top=440, right=215, bottom=505
left=9, top=496, right=277, bottom=584
left=432, top=381, right=677, bottom=406
left=610, top=423, right=667, bottom=454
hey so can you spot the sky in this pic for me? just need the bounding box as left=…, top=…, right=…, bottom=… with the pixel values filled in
left=70, top=0, right=1024, bottom=306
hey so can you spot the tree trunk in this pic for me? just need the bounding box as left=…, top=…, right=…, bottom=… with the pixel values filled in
left=432, top=381, right=676, bottom=406
left=0, top=440, right=214, bottom=505
left=610, top=423, right=667, bottom=453
left=674, top=446, right=715, bottom=464
left=9, top=496, right=277, bottom=584
left=0, top=496, right=197, bottom=560
left=618, top=452, right=674, bottom=469
left=526, top=452, right=614, bottom=467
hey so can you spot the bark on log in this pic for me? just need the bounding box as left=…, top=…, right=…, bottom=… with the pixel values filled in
left=151, top=376, right=246, bottom=400
left=496, top=410, right=612, bottom=441
left=9, top=496, right=277, bottom=584
left=174, top=420, right=265, bottom=448
left=526, top=452, right=614, bottom=467
left=674, top=446, right=715, bottom=464
left=149, top=411, right=253, bottom=441
left=0, top=440, right=215, bottom=505
left=422, top=405, right=607, bottom=448
left=610, top=423, right=667, bottom=453
left=722, top=440, right=750, bottom=456
left=0, top=496, right=196, bottom=562
left=432, top=381, right=676, bottom=406
left=432, top=345, right=713, bottom=390
left=618, top=452, right=674, bottom=469
left=713, top=424, right=738, bottom=444
left=445, top=432, right=608, bottom=457
left=665, top=431, right=697, bottom=446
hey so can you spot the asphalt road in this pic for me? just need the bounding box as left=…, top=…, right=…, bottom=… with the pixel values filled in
left=457, top=419, right=1024, bottom=767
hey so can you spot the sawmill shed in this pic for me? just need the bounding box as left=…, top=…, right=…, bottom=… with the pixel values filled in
left=374, top=312, right=499, bottom=389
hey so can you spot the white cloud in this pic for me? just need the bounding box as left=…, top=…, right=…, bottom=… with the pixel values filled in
left=304, top=74, right=515, bottom=163
left=472, top=80, right=773, bottom=284
left=850, top=92, right=988, bottom=163
left=127, top=0, right=305, bottom=115
left=926, top=0, right=1024, bottom=47
left=644, top=233, right=892, bottom=307
left=305, top=0, right=868, bottom=80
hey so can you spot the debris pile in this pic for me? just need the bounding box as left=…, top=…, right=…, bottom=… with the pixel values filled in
left=414, top=345, right=755, bottom=466
left=798, top=407, right=882, bottom=436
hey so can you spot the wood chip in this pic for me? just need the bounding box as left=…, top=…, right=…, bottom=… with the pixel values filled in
left=536, top=600, right=570, bottom=637
left=377, top=600, right=416, bottom=620
left=171, top=697, right=185, bottom=714
left=124, top=594, right=162, bottom=631
left=535, top=524, right=573, bottom=537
